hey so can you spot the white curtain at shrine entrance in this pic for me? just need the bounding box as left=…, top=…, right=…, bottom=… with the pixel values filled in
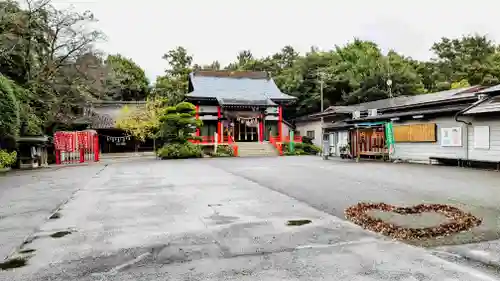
left=223, top=111, right=261, bottom=142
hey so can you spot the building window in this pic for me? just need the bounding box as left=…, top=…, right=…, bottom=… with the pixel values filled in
left=306, top=130, right=315, bottom=139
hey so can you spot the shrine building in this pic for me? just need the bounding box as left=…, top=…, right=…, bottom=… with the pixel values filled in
left=185, top=71, right=297, bottom=143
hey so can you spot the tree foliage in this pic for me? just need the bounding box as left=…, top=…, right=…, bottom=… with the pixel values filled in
left=154, top=35, right=500, bottom=119
left=3, top=0, right=500, bottom=146
left=0, top=75, right=20, bottom=138
left=157, top=102, right=202, bottom=143
left=115, top=98, right=167, bottom=142
left=152, top=47, right=193, bottom=105
left=105, top=54, right=150, bottom=101
left=0, top=0, right=150, bottom=141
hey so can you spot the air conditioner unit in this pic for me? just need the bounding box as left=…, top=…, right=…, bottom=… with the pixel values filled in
left=478, top=94, right=488, bottom=100
left=368, top=109, right=378, bottom=117
left=352, top=111, right=361, bottom=119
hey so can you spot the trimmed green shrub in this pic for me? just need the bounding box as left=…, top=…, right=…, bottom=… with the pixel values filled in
left=0, top=150, right=17, bottom=169
left=215, top=145, right=234, bottom=157
left=282, top=142, right=321, bottom=156
left=303, top=143, right=321, bottom=155
left=301, top=136, right=314, bottom=145
left=157, top=142, right=203, bottom=159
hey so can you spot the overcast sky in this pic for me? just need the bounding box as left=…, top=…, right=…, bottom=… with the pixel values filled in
left=50, top=0, right=499, bottom=82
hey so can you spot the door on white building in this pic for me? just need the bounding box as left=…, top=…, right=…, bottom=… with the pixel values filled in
left=329, top=133, right=337, bottom=156
left=337, top=131, right=349, bottom=155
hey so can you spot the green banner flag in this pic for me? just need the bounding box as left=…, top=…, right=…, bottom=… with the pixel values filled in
left=385, top=122, right=394, bottom=146
left=289, top=131, right=295, bottom=153
left=385, top=122, right=395, bottom=155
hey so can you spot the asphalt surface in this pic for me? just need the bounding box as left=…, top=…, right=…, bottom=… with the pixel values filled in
left=212, top=157, right=500, bottom=247
left=1, top=156, right=500, bottom=280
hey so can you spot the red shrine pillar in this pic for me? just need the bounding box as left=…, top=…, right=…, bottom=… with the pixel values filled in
left=195, top=104, right=200, bottom=137
left=217, top=106, right=222, bottom=143
left=94, top=134, right=100, bottom=162
left=259, top=114, right=264, bottom=142
left=278, top=105, right=283, bottom=142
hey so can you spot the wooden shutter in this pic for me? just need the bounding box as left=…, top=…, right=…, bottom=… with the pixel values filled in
left=393, top=123, right=436, bottom=142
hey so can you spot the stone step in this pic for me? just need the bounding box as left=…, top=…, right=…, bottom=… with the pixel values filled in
left=236, top=142, right=279, bottom=157
left=238, top=151, right=278, bottom=156
left=238, top=147, right=276, bottom=150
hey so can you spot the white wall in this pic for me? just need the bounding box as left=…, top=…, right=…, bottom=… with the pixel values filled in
left=199, top=105, right=218, bottom=113
left=467, top=119, right=500, bottom=162
left=295, top=120, right=322, bottom=147
left=392, top=117, right=468, bottom=163
left=282, top=122, right=290, bottom=138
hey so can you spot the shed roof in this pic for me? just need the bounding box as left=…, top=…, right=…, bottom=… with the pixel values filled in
left=186, top=71, right=296, bottom=105
left=351, top=105, right=468, bottom=122
left=463, top=96, right=500, bottom=115
left=475, top=84, right=500, bottom=95
left=325, top=86, right=482, bottom=113
left=78, top=101, right=145, bottom=129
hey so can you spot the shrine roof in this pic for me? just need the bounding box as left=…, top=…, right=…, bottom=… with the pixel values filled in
left=186, top=71, right=296, bottom=105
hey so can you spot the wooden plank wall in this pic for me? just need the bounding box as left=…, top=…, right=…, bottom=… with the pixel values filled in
left=350, top=128, right=386, bottom=156
left=394, top=123, right=436, bottom=142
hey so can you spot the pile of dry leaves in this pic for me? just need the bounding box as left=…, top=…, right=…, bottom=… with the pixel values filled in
left=345, top=202, right=482, bottom=240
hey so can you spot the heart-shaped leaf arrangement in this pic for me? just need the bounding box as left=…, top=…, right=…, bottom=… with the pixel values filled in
left=345, top=202, right=482, bottom=240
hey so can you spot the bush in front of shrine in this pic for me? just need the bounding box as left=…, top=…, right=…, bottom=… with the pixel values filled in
left=213, top=145, right=234, bottom=157
left=157, top=142, right=203, bottom=159
left=282, top=142, right=321, bottom=156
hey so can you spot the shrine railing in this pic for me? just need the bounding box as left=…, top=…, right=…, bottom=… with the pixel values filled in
left=269, top=136, right=283, bottom=156
left=284, top=136, right=303, bottom=143
left=189, top=136, right=215, bottom=144
left=226, top=135, right=239, bottom=157
left=188, top=135, right=239, bottom=156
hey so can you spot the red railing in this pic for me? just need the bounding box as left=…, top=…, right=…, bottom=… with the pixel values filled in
left=269, top=136, right=283, bottom=156
left=269, top=135, right=302, bottom=156
left=189, top=136, right=215, bottom=144
left=226, top=135, right=239, bottom=157
left=284, top=136, right=303, bottom=143
left=189, top=135, right=239, bottom=156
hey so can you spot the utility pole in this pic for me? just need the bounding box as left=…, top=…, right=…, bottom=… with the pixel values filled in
left=387, top=79, right=393, bottom=98
left=318, top=72, right=328, bottom=159
left=320, top=80, right=324, bottom=114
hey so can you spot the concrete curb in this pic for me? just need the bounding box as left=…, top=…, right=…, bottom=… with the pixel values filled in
left=453, top=248, right=500, bottom=269
left=434, top=247, right=500, bottom=270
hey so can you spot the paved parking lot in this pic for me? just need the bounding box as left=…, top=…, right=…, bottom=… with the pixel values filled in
left=1, top=157, right=500, bottom=280
left=0, top=165, right=108, bottom=259
left=212, top=156, right=500, bottom=247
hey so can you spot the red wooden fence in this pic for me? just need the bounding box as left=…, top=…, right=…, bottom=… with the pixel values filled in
left=54, top=130, right=99, bottom=165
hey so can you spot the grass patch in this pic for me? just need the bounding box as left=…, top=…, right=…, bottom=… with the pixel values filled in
left=287, top=219, right=312, bottom=226
left=0, top=258, right=27, bottom=271
left=50, top=231, right=72, bottom=238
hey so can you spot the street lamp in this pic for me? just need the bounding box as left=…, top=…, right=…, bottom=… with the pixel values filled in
left=317, top=71, right=331, bottom=159
left=386, top=79, right=393, bottom=98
